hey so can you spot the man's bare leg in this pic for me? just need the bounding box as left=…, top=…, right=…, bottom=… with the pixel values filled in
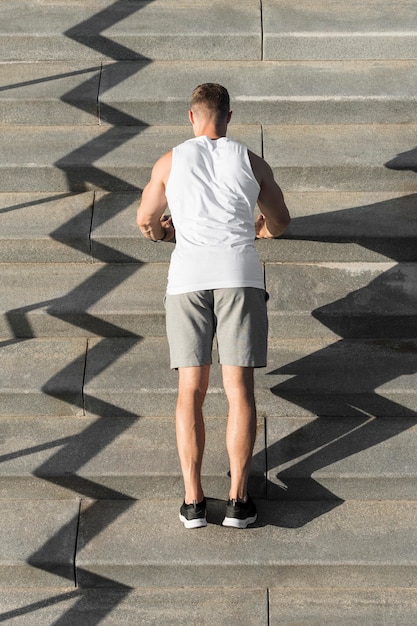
left=176, top=365, right=210, bottom=504
left=222, top=365, right=257, bottom=501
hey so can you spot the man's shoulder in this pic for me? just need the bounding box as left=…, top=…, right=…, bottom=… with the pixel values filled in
left=155, top=150, right=173, bottom=167
left=153, top=150, right=173, bottom=184
left=174, top=137, right=199, bottom=149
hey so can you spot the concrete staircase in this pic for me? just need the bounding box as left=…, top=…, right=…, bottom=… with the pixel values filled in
left=1, top=0, right=417, bottom=622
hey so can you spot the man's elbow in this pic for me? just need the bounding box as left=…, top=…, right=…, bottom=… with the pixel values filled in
left=269, top=213, right=290, bottom=238
left=281, top=211, right=291, bottom=230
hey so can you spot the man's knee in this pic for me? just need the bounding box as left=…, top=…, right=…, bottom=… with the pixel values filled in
left=222, top=365, right=255, bottom=402
left=178, top=366, right=210, bottom=402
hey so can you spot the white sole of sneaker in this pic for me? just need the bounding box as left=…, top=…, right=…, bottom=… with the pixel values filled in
left=222, top=514, right=257, bottom=529
left=179, top=513, right=207, bottom=529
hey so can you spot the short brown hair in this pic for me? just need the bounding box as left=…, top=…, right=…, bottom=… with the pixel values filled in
left=190, top=83, right=230, bottom=120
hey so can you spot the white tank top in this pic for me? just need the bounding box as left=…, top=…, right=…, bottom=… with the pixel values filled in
left=165, top=136, right=264, bottom=295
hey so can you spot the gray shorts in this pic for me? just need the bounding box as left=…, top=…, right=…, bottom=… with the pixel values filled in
left=165, top=287, right=268, bottom=369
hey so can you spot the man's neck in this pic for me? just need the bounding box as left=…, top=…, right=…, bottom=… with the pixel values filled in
left=195, top=133, right=226, bottom=140
left=193, top=123, right=227, bottom=140
left=189, top=108, right=231, bottom=139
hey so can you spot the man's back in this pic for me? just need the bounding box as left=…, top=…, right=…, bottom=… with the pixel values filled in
left=165, top=135, right=265, bottom=295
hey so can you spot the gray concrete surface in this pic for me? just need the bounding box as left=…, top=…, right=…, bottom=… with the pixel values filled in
left=99, top=60, right=417, bottom=125
left=91, top=191, right=176, bottom=263
left=0, top=588, right=269, bottom=625
left=0, top=416, right=265, bottom=500
left=82, top=336, right=417, bottom=417
left=2, top=123, right=415, bottom=192
left=267, top=261, right=417, bottom=338
left=0, top=125, right=261, bottom=192
left=76, top=498, right=417, bottom=588
left=0, top=262, right=167, bottom=337
left=0, top=499, right=79, bottom=587
left=0, top=0, right=261, bottom=61
left=0, top=413, right=415, bottom=501
left=266, top=416, right=417, bottom=500
left=268, top=588, right=417, bottom=626
left=2, top=0, right=416, bottom=63
left=0, top=192, right=93, bottom=263
left=270, top=191, right=417, bottom=263
left=259, top=337, right=417, bottom=418
left=3, top=261, right=416, bottom=339
left=264, top=123, right=417, bottom=192
left=0, top=258, right=417, bottom=338
left=0, top=62, right=100, bottom=125
left=0, top=338, right=86, bottom=416
left=4, top=190, right=415, bottom=264
left=263, top=0, right=417, bottom=60
left=2, top=336, right=413, bottom=418
left=0, top=588, right=416, bottom=625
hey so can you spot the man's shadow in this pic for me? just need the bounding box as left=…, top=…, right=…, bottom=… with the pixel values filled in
left=252, top=184, right=417, bottom=528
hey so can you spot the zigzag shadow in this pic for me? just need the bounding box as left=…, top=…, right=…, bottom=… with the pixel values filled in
left=283, top=192, right=417, bottom=262
left=0, top=1, right=156, bottom=623
left=253, top=189, right=417, bottom=528
left=385, top=146, right=417, bottom=174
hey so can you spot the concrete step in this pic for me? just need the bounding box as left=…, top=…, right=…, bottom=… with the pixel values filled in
left=267, top=261, right=417, bottom=339
left=0, top=62, right=100, bottom=125
left=0, top=498, right=416, bottom=589
left=263, top=0, right=417, bottom=60
left=1, top=0, right=415, bottom=62
left=75, top=499, right=417, bottom=588
left=0, top=125, right=260, bottom=192
left=272, top=191, right=417, bottom=263
left=0, top=414, right=415, bottom=501
left=0, top=498, right=79, bottom=588
left=0, top=588, right=416, bottom=625
left=0, top=337, right=86, bottom=417
left=99, top=60, right=417, bottom=126
left=0, top=262, right=167, bottom=338
left=1, top=337, right=416, bottom=417
left=3, top=61, right=417, bottom=126
left=264, top=123, right=417, bottom=192
left=0, top=415, right=264, bottom=501
left=2, top=191, right=416, bottom=264
left=0, top=192, right=94, bottom=263
left=2, top=261, right=417, bottom=339
left=0, top=0, right=261, bottom=62
left=1, top=124, right=416, bottom=193
left=266, top=416, right=417, bottom=501
left=0, top=588, right=269, bottom=625
left=261, top=337, right=417, bottom=419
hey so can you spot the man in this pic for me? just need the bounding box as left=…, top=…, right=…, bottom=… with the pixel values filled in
left=137, top=83, right=290, bottom=529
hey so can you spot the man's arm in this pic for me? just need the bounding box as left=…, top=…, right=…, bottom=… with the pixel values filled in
left=248, top=150, right=290, bottom=238
left=136, top=151, right=175, bottom=241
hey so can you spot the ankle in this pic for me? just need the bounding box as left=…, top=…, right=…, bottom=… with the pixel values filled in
left=229, top=494, right=248, bottom=503
left=184, top=493, right=205, bottom=505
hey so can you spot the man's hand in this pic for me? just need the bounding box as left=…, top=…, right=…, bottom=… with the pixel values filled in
left=255, top=214, right=273, bottom=239
left=160, top=214, right=175, bottom=241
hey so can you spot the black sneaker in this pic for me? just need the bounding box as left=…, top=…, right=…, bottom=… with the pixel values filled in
left=179, top=498, right=207, bottom=529
left=222, top=497, right=257, bottom=528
